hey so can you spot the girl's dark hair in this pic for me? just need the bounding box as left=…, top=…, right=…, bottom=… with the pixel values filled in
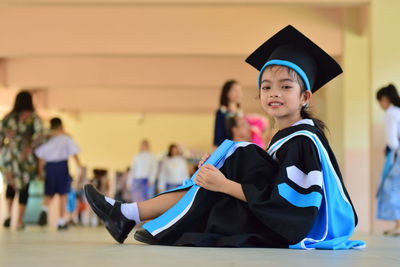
left=376, top=84, right=400, bottom=107
left=219, top=80, right=241, bottom=108
left=167, top=143, right=178, bottom=157
left=292, top=67, right=327, bottom=133
left=12, top=91, right=35, bottom=114
left=300, top=107, right=326, bottom=133
left=50, top=117, right=63, bottom=130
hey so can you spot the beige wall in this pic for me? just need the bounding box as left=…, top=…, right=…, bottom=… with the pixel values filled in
left=341, top=7, right=371, bottom=232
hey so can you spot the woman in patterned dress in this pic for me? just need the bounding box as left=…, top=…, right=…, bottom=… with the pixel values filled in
left=0, top=91, right=44, bottom=230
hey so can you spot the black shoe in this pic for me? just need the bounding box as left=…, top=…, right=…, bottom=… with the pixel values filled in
left=134, top=229, right=160, bottom=245
left=38, top=211, right=47, bottom=226
left=3, top=217, right=11, bottom=228
left=57, top=224, right=69, bottom=231
left=84, top=184, right=136, bottom=244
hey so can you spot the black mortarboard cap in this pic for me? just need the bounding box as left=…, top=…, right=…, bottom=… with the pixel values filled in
left=245, top=25, right=342, bottom=93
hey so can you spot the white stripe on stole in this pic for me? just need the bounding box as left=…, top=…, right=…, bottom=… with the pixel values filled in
left=268, top=130, right=350, bottom=205
left=286, top=165, right=323, bottom=189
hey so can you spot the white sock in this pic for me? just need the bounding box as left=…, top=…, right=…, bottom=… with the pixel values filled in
left=57, top=218, right=65, bottom=226
left=121, top=203, right=141, bottom=223
left=105, top=196, right=115, bottom=205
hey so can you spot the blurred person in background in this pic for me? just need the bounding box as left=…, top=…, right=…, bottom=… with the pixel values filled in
left=35, top=117, right=83, bottom=230
left=157, top=143, right=189, bottom=193
left=0, top=91, right=44, bottom=230
left=114, top=168, right=131, bottom=203
left=225, top=115, right=252, bottom=142
left=245, top=114, right=271, bottom=149
left=213, top=80, right=243, bottom=147
left=128, top=140, right=158, bottom=202
left=376, top=84, right=400, bottom=236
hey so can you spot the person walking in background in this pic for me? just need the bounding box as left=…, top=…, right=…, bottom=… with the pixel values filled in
left=0, top=91, right=44, bottom=230
left=376, top=84, right=400, bottom=236
left=35, top=117, right=83, bottom=230
left=128, top=140, right=158, bottom=202
left=213, top=80, right=243, bottom=147
left=157, top=143, right=189, bottom=193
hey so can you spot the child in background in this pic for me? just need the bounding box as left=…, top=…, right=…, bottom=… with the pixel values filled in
left=128, top=140, right=158, bottom=202
left=157, top=143, right=189, bottom=193
left=225, top=115, right=252, bottom=142
left=115, top=168, right=131, bottom=203
left=35, top=117, right=83, bottom=230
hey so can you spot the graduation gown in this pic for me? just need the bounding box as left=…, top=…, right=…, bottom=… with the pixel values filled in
left=142, top=120, right=365, bottom=249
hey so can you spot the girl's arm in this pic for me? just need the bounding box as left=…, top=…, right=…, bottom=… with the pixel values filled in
left=194, top=164, right=247, bottom=202
left=38, top=158, right=45, bottom=180
left=385, top=112, right=400, bottom=151
left=73, top=154, right=82, bottom=169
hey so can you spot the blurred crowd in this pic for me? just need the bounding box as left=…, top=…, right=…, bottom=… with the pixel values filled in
left=0, top=80, right=274, bottom=230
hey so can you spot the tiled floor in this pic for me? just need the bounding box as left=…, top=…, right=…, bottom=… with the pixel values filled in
left=0, top=226, right=399, bottom=267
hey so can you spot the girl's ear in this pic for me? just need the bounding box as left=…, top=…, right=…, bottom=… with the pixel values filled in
left=301, top=90, right=312, bottom=105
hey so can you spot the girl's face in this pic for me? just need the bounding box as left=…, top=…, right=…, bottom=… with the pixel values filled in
left=227, top=83, right=243, bottom=104
left=378, top=96, right=391, bottom=110
left=259, top=66, right=310, bottom=125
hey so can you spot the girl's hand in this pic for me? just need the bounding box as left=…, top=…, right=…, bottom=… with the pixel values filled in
left=195, top=165, right=229, bottom=193
left=198, top=153, right=210, bottom=168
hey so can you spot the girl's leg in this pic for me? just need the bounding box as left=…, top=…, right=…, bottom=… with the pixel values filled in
left=16, top=183, right=30, bottom=229
left=57, top=194, right=68, bottom=229
left=16, top=204, right=26, bottom=229
left=59, top=194, right=67, bottom=219
left=5, top=173, right=15, bottom=224
left=84, top=183, right=187, bottom=243
left=38, top=195, right=53, bottom=226
left=4, top=191, right=13, bottom=227
left=6, top=196, right=13, bottom=218
left=137, top=190, right=187, bottom=221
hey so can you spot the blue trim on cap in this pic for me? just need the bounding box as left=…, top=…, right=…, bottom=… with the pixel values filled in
left=258, top=59, right=311, bottom=91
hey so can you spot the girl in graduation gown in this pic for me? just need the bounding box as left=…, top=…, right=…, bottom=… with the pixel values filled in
left=84, top=25, right=365, bottom=249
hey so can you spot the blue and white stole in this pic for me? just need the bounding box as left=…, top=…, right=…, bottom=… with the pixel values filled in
left=268, top=130, right=366, bottom=249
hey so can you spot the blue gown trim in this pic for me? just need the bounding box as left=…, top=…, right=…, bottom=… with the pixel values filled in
left=278, top=183, right=322, bottom=208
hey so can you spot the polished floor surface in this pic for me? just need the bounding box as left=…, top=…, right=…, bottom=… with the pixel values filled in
left=1, top=226, right=399, bottom=267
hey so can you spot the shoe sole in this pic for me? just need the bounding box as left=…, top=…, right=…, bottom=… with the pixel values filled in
left=84, top=186, right=125, bottom=244
left=134, top=233, right=159, bottom=245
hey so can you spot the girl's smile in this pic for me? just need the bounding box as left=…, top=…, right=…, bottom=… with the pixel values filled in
left=267, top=100, right=284, bottom=107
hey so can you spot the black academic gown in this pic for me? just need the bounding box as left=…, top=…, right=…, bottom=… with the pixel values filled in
left=142, top=121, right=358, bottom=247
